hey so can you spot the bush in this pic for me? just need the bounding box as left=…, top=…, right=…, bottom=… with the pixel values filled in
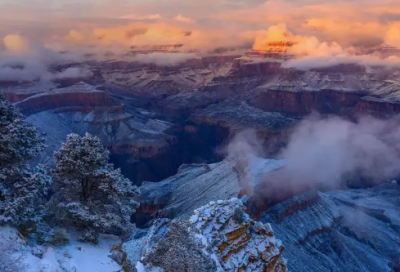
left=50, top=229, right=69, bottom=246
left=36, top=223, right=69, bottom=246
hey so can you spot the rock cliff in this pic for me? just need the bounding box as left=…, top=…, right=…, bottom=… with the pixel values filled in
left=125, top=198, right=287, bottom=272
left=262, top=184, right=400, bottom=272
left=15, top=82, right=119, bottom=115
left=134, top=160, right=241, bottom=226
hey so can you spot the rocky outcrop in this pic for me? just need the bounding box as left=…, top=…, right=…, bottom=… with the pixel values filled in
left=262, top=184, right=400, bottom=272
left=136, top=219, right=217, bottom=272
left=231, top=60, right=284, bottom=77
left=17, top=82, right=182, bottom=185
left=126, top=198, right=287, bottom=272
left=27, top=106, right=180, bottom=185
left=248, top=89, right=365, bottom=116
left=190, top=198, right=287, bottom=272
left=189, top=99, right=298, bottom=156
left=356, top=96, right=400, bottom=117
left=134, top=160, right=241, bottom=227
left=15, top=82, right=119, bottom=115
left=1, top=81, right=57, bottom=103
left=3, top=92, right=33, bottom=103
left=134, top=156, right=288, bottom=227
left=96, top=54, right=236, bottom=98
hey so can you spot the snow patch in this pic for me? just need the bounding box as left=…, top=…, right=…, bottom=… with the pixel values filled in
left=246, top=155, right=286, bottom=187
left=0, top=227, right=121, bottom=272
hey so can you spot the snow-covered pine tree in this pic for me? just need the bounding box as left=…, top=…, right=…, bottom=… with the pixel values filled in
left=50, top=133, right=139, bottom=243
left=0, top=166, right=50, bottom=226
left=0, top=94, right=49, bottom=228
left=0, top=94, right=45, bottom=178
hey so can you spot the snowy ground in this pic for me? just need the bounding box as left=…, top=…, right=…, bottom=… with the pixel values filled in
left=0, top=227, right=122, bottom=272
left=245, top=155, right=286, bottom=188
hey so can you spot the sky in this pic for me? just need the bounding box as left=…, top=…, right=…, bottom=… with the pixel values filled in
left=0, top=0, right=399, bottom=47
left=1, top=0, right=400, bottom=71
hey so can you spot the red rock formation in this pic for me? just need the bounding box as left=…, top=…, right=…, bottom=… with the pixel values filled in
left=16, top=91, right=119, bottom=115
left=231, top=61, right=284, bottom=77
left=356, top=97, right=400, bottom=117
left=190, top=199, right=288, bottom=272
left=249, top=89, right=365, bottom=115
left=3, top=93, right=33, bottom=103
left=311, top=63, right=366, bottom=74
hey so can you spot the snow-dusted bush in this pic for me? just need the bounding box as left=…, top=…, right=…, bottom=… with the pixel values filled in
left=50, top=133, right=139, bottom=243
left=0, top=95, right=49, bottom=228
left=36, top=223, right=69, bottom=246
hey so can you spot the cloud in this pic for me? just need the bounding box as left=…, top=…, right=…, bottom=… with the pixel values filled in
left=0, top=61, right=46, bottom=81
left=65, top=23, right=185, bottom=48
left=283, top=54, right=400, bottom=70
left=0, top=34, right=90, bottom=82
left=227, top=114, right=400, bottom=202
left=277, top=114, right=400, bottom=188
left=252, top=24, right=344, bottom=56
left=385, top=23, right=400, bottom=48
left=174, top=15, right=194, bottom=23
left=48, top=67, right=93, bottom=81
left=249, top=23, right=400, bottom=70
left=62, top=22, right=251, bottom=53
left=3, top=34, right=30, bottom=55
left=224, top=130, right=265, bottom=160
left=252, top=24, right=289, bottom=51
left=0, top=56, right=92, bottom=82
left=119, top=14, right=162, bottom=20
left=2, top=0, right=400, bottom=68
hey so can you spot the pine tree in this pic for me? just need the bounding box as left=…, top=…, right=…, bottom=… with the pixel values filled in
left=50, top=133, right=139, bottom=243
left=0, top=94, right=49, bottom=228
left=0, top=166, right=50, bottom=226
left=0, top=94, right=45, bottom=177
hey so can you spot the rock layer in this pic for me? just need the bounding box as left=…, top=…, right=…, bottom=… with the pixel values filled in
left=262, top=184, right=400, bottom=272
left=126, top=198, right=287, bottom=272
left=190, top=198, right=287, bottom=272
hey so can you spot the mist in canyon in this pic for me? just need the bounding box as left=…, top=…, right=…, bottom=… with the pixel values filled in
left=226, top=114, right=400, bottom=198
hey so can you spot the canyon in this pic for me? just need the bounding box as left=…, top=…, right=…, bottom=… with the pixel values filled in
left=2, top=49, right=400, bottom=271
left=3, top=51, right=400, bottom=184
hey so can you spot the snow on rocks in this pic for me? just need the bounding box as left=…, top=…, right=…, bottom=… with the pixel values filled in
left=245, top=155, right=286, bottom=188
left=128, top=198, right=288, bottom=272
left=190, top=198, right=288, bottom=272
left=134, top=219, right=217, bottom=272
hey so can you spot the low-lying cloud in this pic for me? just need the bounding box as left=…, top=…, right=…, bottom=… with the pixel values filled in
left=251, top=23, right=400, bottom=70
left=279, top=114, right=400, bottom=187
left=227, top=114, right=400, bottom=198
left=2, top=0, right=400, bottom=69
left=0, top=34, right=92, bottom=82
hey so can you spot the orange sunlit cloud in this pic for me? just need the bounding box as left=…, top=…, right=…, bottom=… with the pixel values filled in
left=1, top=0, right=400, bottom=68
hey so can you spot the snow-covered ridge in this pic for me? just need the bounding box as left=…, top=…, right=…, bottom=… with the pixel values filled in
left=245, top=155, right=286, bottom=188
